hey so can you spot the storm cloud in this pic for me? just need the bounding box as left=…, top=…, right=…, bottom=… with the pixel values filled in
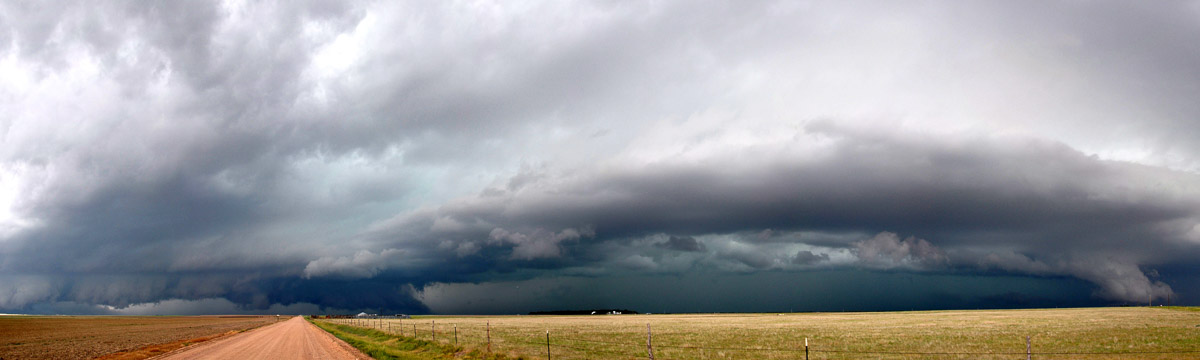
left=3, top=0, right=1200, bottom=314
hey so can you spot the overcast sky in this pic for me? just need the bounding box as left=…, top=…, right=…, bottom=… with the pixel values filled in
left=3, top=1, right=1200, bottom=315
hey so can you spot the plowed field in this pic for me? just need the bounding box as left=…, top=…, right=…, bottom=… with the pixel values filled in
left=0, top=315, right=278, bottom=360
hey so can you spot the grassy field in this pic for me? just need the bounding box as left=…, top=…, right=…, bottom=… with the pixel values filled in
left=310, top=319, right=509, bottom=360
left=0, top=315, right=279, bottom=360
left=314, top=307, right=1200, bottom=359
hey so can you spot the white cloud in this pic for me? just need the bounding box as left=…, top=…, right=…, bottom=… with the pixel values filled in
left=303, top=249, right=406, bottom=279
left=109, top=298, right=323, bottom=316
left=489, top=227, right=595, bottom=260
left=854, top=232, right=948, bottom=270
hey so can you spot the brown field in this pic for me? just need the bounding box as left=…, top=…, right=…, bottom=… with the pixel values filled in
left=318, top=307, right=1200, bottom=359
left=0, top=315, right=280, bottom=360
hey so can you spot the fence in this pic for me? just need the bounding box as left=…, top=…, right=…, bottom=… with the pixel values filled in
left=316, top=317, right=1200, bottom=359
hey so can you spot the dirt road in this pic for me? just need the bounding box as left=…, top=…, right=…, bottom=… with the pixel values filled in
left=158, top=316, right=369, bottom=360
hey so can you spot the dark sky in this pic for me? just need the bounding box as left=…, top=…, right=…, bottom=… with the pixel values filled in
left=3, top=1, right=1200, bottom=315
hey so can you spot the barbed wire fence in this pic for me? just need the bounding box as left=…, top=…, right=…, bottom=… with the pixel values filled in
left=314, top=317, right=1200, bottom=359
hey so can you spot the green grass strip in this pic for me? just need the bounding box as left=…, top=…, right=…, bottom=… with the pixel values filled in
left=1162, top=306, right=1200, bottom=312
left=307, top=317, right=518, bottom=360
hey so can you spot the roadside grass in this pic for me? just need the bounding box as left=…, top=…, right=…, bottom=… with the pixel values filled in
left=309, top=317, right=519, bottom=360
left=314, top=307, right=1200, bottom=360
left=1164, top=306, right=1200, bottom=313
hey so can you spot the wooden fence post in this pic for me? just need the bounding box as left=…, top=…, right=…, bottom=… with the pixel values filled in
left=487, top=321, right=491, bottom=353
left=433, top=321, right=436, bottom=342
left=805, top=337, right=809, bottom=360
left=454, top=324, right=458, bottom=345
left=646, top=323, right=654, bottom=360
left=1026, top=336, right=1031, bottom=360
left=546, top=330, right=551, bottom=360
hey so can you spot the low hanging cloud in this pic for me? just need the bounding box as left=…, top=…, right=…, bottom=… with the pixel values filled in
left=972, top=251, right=1173, bottom=302
left=303, top=249, right=407, bottom=279
left=853, top=232, right=948, bottom=270
left=656, top=235, right=707, bottom=252
left=361, top=126, right=1200, bottom=303
left=792, top=250, right=831, bottom=265
left=1065, top=257, right=1173, bottom=302
left=0, top=276, right=60, bottom=310
left=488, top=227, right=596, bottom=260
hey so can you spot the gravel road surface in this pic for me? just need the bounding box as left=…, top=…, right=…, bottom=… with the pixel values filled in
left=158, top=316, right=370, bottom=360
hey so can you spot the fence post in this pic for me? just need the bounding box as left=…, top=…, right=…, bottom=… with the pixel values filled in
left=487, top=321, right=491, bottom=353
left=1026, top=336, right=1031, bottom=360
left=454, top=324, right=458, bottom=345
left=433, top=321, right=436, bottom=342
left=647, top=323, right=654, bottom=360
left=805, top=337, right=809, bottom=360
left=546, top=330, right=551, bottom=360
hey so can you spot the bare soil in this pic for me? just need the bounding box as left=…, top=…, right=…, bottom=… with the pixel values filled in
left=0, top=315, right=278, bottom=360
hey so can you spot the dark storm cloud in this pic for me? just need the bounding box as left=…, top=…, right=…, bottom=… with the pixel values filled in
left=417, top=271, right=1102, bottom=314
left=360, top=125, right=1199, bottom=302
left=656, top=236, right=706, bottom=252
left=373, top=124, right=1199, bottom=248
left=3, top=0, right=1200, bottom=314
left=0, top=272, right=428, bottom=315
left=791, top=251, right=829, bottom=265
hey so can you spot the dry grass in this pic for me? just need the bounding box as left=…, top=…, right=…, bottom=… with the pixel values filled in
left=0, top=315, right=279, bottom=360
left=324, top=307, right=1200, bottom=359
